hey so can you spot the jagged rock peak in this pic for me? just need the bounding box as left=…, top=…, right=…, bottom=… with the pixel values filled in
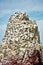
left=1, top=12, right=43, bottom=63
left=9, top=12, right=29, bottom=21
left=2, top=12, right=40, bottom=44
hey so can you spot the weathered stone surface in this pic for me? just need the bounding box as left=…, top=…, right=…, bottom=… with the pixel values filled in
left=0, top=12, right=43, bottom=64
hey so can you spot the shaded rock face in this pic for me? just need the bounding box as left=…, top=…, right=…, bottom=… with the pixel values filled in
left=0, top=12, right=43, bottom=65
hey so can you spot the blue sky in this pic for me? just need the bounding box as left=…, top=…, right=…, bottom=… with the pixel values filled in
left=0, top=0, right=43, bottom=43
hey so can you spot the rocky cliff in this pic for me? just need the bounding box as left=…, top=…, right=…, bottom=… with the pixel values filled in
left=0, top=12, right=43, bottom=65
